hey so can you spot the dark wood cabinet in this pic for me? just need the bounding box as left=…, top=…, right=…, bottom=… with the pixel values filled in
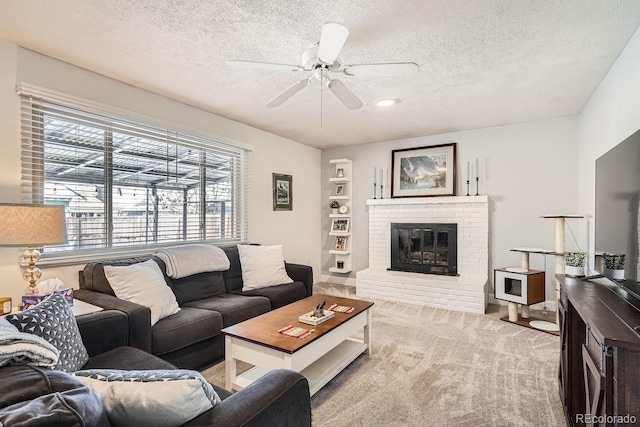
left=558, top=275, right=640, bottom=426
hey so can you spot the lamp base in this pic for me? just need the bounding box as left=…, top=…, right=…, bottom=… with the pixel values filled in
left=24, top=283, right=40, bottom=295
left=22, top=247, right=42, bottom=295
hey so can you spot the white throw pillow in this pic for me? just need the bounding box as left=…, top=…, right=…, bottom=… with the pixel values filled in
left=73, top=369, right=220, bottom=427
left=104, top=259, right=180, bottom=326
left=238, top=244, right=294, bottom=291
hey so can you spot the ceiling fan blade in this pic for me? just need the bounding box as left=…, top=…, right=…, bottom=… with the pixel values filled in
left=318, top=22, right=349, bottom=64
left=226, top=60, right=301, bottom=72
left=343, top=62, right=420, bottom=76
left=328, top=79, right=362, bottom=110
left=266, top=79, right=311, bottom=108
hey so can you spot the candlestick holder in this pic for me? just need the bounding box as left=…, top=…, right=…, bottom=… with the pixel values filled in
left=466, top=180, right=470, bottom=196
left=373, top=183, right=377, bottom=199
left=475, top=177, right=479, bottom=196
left=380, top=185, right=384, bottom=199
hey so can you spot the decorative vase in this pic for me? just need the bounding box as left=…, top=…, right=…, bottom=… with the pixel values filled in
left=565, top=265, right=585, bottom=277
left=604, top=268, right=625, bottom=280
left=331, top=208, right=338, bottom=214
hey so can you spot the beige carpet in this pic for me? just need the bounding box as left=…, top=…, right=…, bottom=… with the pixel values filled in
left=202, top=283, right=566, bottom=426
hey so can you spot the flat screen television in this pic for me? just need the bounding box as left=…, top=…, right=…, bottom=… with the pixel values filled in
left=594, top=128, right=640, bottom=303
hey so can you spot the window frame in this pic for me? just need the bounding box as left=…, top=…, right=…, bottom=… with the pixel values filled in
left=18, top=84, right=251, bottom=265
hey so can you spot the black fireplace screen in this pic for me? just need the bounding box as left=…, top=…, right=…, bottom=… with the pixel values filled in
left=390, top=223, right=458, bottom=275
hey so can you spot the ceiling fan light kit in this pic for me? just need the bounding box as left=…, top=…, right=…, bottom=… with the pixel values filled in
left=227, top=22, right=419, bottom=110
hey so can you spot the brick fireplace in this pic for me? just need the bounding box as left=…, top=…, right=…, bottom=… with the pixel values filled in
left=356, top=195, right=489, bottom=314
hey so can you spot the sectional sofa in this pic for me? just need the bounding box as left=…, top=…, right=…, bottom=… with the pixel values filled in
left=74, top=244, right=314, bottom=369
left=0, top=308, right=312, bottom=426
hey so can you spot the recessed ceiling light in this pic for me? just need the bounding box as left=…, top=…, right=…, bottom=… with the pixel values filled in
left=376, top=99, right=400, bottom=107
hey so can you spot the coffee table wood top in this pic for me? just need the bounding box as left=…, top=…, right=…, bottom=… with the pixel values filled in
left=222, top=294, right=373, bottom=354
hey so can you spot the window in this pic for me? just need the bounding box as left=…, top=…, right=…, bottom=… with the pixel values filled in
left=19, top=85, right=250, bottom=259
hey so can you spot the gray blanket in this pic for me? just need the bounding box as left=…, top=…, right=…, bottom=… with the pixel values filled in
left=0, top=317, right=59, bottom=368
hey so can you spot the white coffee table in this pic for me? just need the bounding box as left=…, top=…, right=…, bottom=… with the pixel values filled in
left=222, top=294, right=373, bottom=396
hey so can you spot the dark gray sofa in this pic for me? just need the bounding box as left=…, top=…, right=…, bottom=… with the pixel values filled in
left=0, top=309, right=312, bottom=426
left=74, top=245, right=313, bottom=369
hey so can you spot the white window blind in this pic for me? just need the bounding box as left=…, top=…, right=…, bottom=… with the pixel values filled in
left=19, top=85, right=250, bottom=260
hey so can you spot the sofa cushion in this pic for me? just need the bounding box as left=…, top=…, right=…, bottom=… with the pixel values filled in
left=0, top=365, right=108, bottom=426
left=81, top=346, right=177, bottom=371
left=237, top=244, right=293, bottom=291
left=104, top=259, right=181, bottom=326
left=74, top=368, right=220, bottom=427
left=184, top=294, right=271, bottom=327
left=171, top=271, right=227, bottom=305
left=6, top=293, right=89, bottom=373
left=239, top=282, right=308, bottom=309
left=152, top=307, right=223, bottom=355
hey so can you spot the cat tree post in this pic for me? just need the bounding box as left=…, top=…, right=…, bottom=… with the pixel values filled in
left=519, top=253, right=530, bottom=320
left=541, top=214, right=584, bottom=329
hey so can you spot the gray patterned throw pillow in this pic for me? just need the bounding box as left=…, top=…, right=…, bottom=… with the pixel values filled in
left=6, top=293, right=89, bottom=372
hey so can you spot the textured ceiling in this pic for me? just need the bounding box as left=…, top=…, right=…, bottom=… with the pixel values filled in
left=1, top=0, right=639, bottom=149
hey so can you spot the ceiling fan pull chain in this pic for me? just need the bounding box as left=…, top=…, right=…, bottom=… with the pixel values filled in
left=320, top=73, right=323, bottom=128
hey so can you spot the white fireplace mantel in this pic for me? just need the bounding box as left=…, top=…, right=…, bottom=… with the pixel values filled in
left=366, top=195, right=488, bottom=206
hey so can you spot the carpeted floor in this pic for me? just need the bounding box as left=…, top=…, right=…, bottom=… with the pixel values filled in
left=202, top=283, right=566, bottom=426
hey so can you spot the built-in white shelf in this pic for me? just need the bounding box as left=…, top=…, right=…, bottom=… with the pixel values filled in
left=328, top=159, right=353, bottom=274
left=329, top=250, right=352, bottom=255
left=329, top=267, right=352, bottom=274
left=329, top=232, right=351, bottom=237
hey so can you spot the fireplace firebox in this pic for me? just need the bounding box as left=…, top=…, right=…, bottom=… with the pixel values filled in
left=389, top=223, right=458, bottom=276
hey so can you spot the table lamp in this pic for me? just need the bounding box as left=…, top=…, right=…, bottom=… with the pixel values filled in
left=0, top=203, right=68, bottom=295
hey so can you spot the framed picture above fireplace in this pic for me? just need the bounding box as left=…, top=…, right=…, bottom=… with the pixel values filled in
left=391, top=143, right=457, bottom=198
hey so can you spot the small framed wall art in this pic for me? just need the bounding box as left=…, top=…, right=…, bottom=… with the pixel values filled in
left=335, top=184, right=345, bottom=196
left=334, top=236, right=348, bottom=251
left=391, top=143, right=457, bottom=198
left=330, top=218, right=350, bottom=233
left=273, top=173, right=293, bottom=211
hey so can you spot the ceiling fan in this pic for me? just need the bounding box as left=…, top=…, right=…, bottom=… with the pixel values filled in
left=227, top=22, right=419, bottom=110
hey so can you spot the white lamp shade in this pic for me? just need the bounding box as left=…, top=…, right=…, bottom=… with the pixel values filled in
left=0, top=204, right=68, bottom=247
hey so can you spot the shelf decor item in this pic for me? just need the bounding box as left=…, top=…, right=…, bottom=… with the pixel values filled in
left=603, top=253, right=625, bottom=280
left=391, top=143, right=457, bottom=198
left=272, top=173, right=293, bottom=211
left=329, top=200, right=340, bottom=214
left=334, top=236, right=347, bottom=251
left=299, top=310, right=335, bottom=326
left=330, top=218, right=350, bottom=233
left=564, top=251, right=586, bottom=277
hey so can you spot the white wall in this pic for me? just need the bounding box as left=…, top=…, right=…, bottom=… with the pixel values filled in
left=0, top=43, right=321, bottom=303
left=321, top=117, right=580, bottom=304
left=578, top=27, right=640, bottom=262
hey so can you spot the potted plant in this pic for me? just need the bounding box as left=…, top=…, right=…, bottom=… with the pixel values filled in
left=603, top=253, right=625, bottom=280
left=329, top=201, right=340, bottom=214
left=565, top=251, right=586, bottom=277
